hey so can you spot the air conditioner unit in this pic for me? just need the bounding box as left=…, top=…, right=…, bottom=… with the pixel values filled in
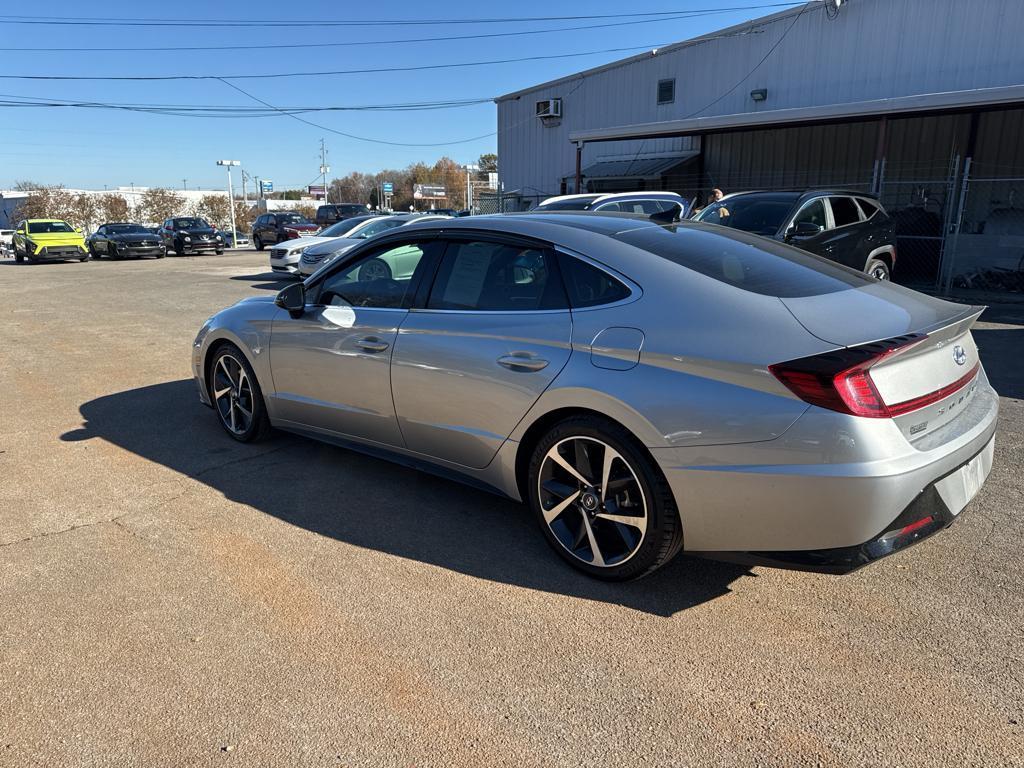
left=536, top=98, right=562, bottom=119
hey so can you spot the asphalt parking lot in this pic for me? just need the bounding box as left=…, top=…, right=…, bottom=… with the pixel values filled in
left=1, top=251, right=1022, bottom=767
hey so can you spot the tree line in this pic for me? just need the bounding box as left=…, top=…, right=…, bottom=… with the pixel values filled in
left=9, top=152, right=498, bottom=231
left=327, top=154, right=497, bottom=210
left=11, top=182, right=252, bottom=233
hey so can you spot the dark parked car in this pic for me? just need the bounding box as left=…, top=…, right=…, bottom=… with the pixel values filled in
left=694, top=190, right=897, bottom=279
left=88, top=223, right=165, bottom=259
left=158, top=217, right=224, bottom=256
left=315, top=203, right=370, bottom=229
left=252, top=212, right=320, bottom=251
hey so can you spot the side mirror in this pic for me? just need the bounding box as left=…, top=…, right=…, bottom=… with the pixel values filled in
left=275, top=282, right=306, bottom=317
left=788, top=220, right=823, bottom=239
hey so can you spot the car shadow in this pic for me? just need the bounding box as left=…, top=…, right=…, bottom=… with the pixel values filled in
left=61, top=380, right=753, bottom=616
left=229, top=272, right=296, bottom=292
left=974, top=327, right=1024, bottom=400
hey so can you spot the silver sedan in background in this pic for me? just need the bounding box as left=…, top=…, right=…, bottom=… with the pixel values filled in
left=193, top=213, right=998, bottom=580
left=297, top=213, right=451, bottom=276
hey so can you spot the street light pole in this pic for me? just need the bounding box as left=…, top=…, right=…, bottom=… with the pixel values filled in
left=463, top=163, right=479, bottom=214
left=217, top=160, right=240, bottom=247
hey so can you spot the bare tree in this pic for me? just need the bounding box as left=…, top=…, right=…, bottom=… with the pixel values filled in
left=96, top=194, right=130, bottom=223
left=233, top=200, right=254, bottom=231
left=195, top=194, right=231, bottom=229
left=139, top=187, right=185, bottom=225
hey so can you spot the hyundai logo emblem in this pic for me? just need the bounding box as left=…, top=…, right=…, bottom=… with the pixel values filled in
left=952, top=345, right=967, bottom=366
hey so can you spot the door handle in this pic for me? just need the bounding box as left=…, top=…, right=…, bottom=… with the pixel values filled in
left=497, top=353, right=549, bottom=372
left=355, top=337, right=390, bottom=353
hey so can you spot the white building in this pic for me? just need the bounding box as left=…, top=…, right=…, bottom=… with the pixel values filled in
left=496, top=0, right=1024, bottom=294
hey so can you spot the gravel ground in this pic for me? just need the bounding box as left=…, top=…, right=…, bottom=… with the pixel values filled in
left=0, top=251, right=1021, bottom=767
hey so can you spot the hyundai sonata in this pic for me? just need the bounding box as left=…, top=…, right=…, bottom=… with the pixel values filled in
left=192, top=214, right=997, bottom=580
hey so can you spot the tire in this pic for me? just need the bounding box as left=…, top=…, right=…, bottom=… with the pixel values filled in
left=156, top=249, right=166, bottom=259
left=254, top=235, right=264, bottom=251
left=207, top=343, right=271, bottom=443
left=527, top=415, right=682, bottom=581
left=215, top=248, right=224, bottom=255
left=80, top=254, right=90, bottom=262
left=14, top=243, right=24, bottom=263
left=866, top=258, right=891, bottom=281
left=358, top=257, right=392, bottom=281
left=88, top=243, right=99, bottom=259
left=174, top=241, right=184, bottom=257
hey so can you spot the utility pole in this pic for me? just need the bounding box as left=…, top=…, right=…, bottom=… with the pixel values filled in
left=182, top=179, right=187, bottom=190
left=216, top=160, right=240, bottom=244
left=319, top=138, right=330, bottom=205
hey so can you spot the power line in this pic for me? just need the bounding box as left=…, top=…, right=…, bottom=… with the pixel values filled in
left=0, top=4, right=804, bottom=28
left=0, top=93, right=493, bottom=117
left=214, top=77, right=495, bottom=147
left=0, top=7, right=798, bottom=53
left=0, top=42, right=684, bottom=81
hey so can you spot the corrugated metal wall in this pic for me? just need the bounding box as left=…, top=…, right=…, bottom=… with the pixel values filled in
left=497, top=0, right=1024, bottom=199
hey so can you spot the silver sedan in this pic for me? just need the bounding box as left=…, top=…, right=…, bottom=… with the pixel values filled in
left=192, top=213, right=998, bottom=580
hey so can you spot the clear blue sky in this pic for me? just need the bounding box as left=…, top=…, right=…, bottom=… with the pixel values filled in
left=0, top=1, right=798, bottom=191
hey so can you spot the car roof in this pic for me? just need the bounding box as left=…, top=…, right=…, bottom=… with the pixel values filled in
left=26, top=218, right=68, bottom=223
left=400, top=211, right=659, bottom=238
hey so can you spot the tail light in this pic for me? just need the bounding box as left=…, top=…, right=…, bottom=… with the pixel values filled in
left=769, top=334, right=979, bottom=419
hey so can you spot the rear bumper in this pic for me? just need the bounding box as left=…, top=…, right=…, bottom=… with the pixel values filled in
left=702, top=436, right=995, bottom=573
left=652, top=369, right=999, bottom=553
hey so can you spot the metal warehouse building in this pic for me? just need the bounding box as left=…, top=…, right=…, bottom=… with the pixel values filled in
left=496, top=0, right=1024, bottom=296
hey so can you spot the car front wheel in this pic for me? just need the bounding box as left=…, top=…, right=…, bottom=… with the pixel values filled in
left=208, top=343, right=271, bottom=443
left=866, top=258, right=891, bottom=281
left=527, top=415, right=683, bottom=581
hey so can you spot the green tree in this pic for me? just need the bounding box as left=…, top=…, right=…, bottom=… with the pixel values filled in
left=477, top=153, right=498, bottom=174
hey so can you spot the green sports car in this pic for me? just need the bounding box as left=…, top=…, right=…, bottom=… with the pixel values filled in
left=12, top=219, right=89, bottom=263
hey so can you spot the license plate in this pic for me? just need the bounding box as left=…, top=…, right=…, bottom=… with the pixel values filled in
left=936, top=439, right=995, bottom=516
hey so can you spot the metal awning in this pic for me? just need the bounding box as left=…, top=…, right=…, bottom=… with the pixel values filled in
left=569, top=84, right=1024, bottom=144
left=580, top=152, right=699, bottom=180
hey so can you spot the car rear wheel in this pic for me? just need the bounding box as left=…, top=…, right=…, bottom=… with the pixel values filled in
left=527, top=415, right=682, bottom=581
left=254, top=235, right=264, bottom=251
left=208, top=344, right=271, bottom=443
left=866, top=258, right=891, bottom=281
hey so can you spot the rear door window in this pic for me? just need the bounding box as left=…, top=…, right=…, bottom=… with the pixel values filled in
left=856, top=198, right=879, bottom=218
left=428, top=240, right=568, bottom=311
left=829, top=197, right=863, bottom=228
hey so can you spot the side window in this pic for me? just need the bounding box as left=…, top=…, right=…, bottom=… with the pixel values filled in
left=267, top=216, right=276, bottom=226
left=316, top=241, right=432, bottom=309
left=829, top=197, right=862, bottom=228
left=559, top=254, right=631, bottom=308
left=428, top=240, right=567, bottom=311
left=856, top=198, right=879, bottom=219
left=791, top=199, right=826, bottom=231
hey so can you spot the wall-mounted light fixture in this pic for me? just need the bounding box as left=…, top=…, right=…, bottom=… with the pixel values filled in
left=750, top=88, right=768, bottom=102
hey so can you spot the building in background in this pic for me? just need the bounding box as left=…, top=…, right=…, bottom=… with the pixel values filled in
left=496, top=0, right=1024, bottom=297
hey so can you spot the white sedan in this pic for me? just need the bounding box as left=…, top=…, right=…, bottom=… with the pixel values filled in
left=269, top=215, right=380, bottom=275
left=297, top=213, right=451, bottom=277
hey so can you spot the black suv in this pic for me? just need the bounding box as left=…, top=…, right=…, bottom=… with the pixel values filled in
left=694, top=190, right=897, bottom=279
left=315, top=203, right=370, bottom=229
left=252, top=211, right=319, bottom=250
left=158, top=217, right=224, bottom=256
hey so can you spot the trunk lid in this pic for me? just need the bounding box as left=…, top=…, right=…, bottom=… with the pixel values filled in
left=780, top=282, right=985, bottom=443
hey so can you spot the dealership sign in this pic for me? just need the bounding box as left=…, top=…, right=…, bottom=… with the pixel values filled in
left=383, top=181, right=394, bottom=194
left=308, top=185, right=326, bottom=197
left=260, top=180, right=273, bottom=193
left=413, top=183, right=446, bottom=200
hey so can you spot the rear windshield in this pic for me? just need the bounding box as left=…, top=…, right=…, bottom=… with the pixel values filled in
left=696, top=195, right=798, bottom=235
left=28, top=221, right=74, bottom=234
left=535, top=197, right=599, bottom=211
left=614, top=224, right=871, bottom=297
